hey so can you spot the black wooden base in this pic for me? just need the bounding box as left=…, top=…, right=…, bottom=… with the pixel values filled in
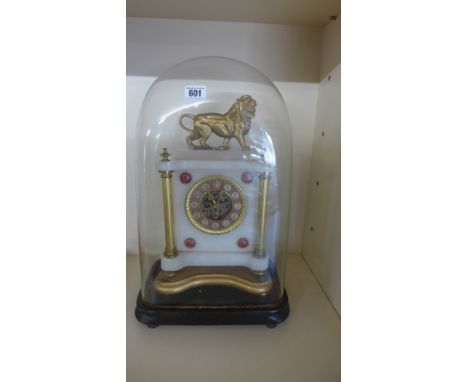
left=135, top=289, right=290, bottom=328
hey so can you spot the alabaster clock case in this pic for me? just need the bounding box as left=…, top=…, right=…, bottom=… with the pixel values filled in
left=134, top=57, right=292, bottom=327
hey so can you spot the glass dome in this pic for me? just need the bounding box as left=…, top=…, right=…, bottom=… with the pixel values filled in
left=135, top=57, right=292, bottom=327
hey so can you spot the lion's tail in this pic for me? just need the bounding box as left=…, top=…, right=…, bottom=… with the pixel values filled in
left=179, top=114, right=194, bottom=131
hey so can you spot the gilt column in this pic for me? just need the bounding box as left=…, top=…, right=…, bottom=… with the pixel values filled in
left=159, top=148, right=178, bottom=258
left=254, top=172, right=270, bottom=258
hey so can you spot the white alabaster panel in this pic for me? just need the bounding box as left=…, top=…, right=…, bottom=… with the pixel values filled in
left=161, top=251, right=269, bottom=272
left=159, top=159, right=275, bottom=271
left=161, top=159, right=270, bottom=172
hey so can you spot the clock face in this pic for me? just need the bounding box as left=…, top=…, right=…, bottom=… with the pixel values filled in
left=185, top=175, right=247, bottom=234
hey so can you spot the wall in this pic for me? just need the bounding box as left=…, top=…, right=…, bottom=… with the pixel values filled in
left=127, top=17, right=323, bottom=82
left=126, top=17, right=322, bottom=255
left=319, top=15, right=341, bottom=81
left=302, top=16, right=341, bottom=314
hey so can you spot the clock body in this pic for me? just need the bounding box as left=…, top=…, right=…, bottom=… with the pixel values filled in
left=160, top=160, right=271, bottom=272
left=134, top=57, right=292, bottom=326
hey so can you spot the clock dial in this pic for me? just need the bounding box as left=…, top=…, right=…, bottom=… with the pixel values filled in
left=200, top=190, right=232, bottom=220
left=185, top=175, right=247, bottom=234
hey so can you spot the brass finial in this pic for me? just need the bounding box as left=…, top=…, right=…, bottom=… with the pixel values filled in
left=160, top=148, right=170, bottom=162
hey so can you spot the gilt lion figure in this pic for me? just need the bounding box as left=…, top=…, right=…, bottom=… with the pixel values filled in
left=179, top=95, right=256, bottom=151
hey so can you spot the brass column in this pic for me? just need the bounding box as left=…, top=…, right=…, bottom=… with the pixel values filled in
left=159, top=148, right=178, bottom=258
left=254, top=172, right=270, bottom=258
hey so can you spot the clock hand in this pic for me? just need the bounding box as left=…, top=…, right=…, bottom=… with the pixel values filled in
left=207, top=191, right=217, bottom=205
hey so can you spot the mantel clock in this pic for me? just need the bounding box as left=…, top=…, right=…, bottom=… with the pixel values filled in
left=135, top=57, right=292, bottom=327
